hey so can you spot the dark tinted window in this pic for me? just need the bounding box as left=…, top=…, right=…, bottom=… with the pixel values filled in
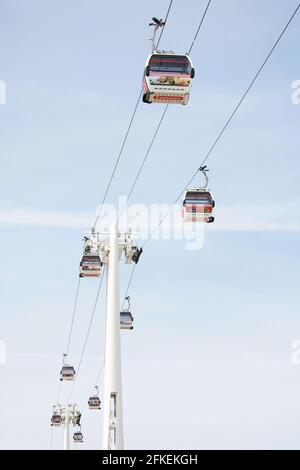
left=185, top=191, right=212, bottom=202
left=82, top=256, right=100, bottom=263
left=149, top=55, right=191, bottom=74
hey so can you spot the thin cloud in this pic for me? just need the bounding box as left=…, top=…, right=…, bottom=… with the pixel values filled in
left=0, top=208, right=92, bottom=229
left=212, top=204, right=300, bottom=232
left=0, top=204, right=299, bottom=232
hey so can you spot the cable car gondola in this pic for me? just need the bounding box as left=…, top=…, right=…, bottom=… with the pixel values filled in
left=51, top=406, right=62, bottom=427
left=142, top=52, right=194, bottom=105
left=120, top=296, right=134, bottom=330
left=182, top=166, right=215, bottom=223
left=79, top=255, right=101, bottom=278
left=88, top=396, right=101, bottom=410
left=60, top=365, right=75, bottom=381
left=73, top=430, right=83, bottom=443
left=88, top=386, right=101, bottom=410
left=51, top=412, right=62, bottom=427
left=142, top=18, right=195, bottom=105
left=60, top=353, right=76, bottom=381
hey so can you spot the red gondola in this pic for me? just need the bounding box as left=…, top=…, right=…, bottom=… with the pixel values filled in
left=79, top=255, right=101, bottom=278
left=182, top=167, right=215, bottom=223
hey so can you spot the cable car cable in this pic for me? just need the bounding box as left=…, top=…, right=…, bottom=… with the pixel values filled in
left=68, top=268, right=106, bottom=400
left=124, top=105, right=168, bottom=206
left=53, top=275, right=81, bottom=404
left=50, top=2, right=175, bottom=417
left=90, top=359, right=105, bottom=396
left=116, top=2, right=212, bottom=228
left=74, top=4, right=175, bottom=401
left=85, top=324, right=105, bottom=402
left=95, top=359, right=104, bottom=387
left=56, top=382, right=62, bottom=403
left=118, top=2, right=215, bottom=299
left=119, top=0, right=300, bottom=302
left=65, top=277, right=81, bottom=356
left=53, top=0, right=208, bottom=420
left=51, top=378, right=62, bottom=419
left=66, top=2, right=173, bottom=348
left=54, top=272, right=81, bottom=404
left=92, top=92, right=142, bottom=231
left=187, top=0, right=212, bottom=55
left=155, top=0, right=174, bottom=50
left=143, top=1, right=300, bottom=247
left=117, top=105, right=169, bottom=223
left=121, top=264, right=136, bottom=310
left=92, top=1, right=175, bottom=232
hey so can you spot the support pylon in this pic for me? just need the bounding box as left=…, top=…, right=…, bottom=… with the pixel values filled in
left=63, top=404, right=70, bottom=450
left=102, top=224, right=124, bottom=450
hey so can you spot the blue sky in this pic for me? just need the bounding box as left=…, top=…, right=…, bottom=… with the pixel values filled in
left=0, top=0, right=300, bottom=449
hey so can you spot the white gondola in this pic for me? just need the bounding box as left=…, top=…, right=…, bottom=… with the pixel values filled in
left=120, top=296, right=134, bottom=330
left=88, top=396, right=101, bottom=410
left=60, top=354, right=75, bottom=381
left=79, top=255, right=101, bottom=278
left=142, top=52, right=194, bottom=105
left=73, top=431, right=83, bottom=443
left=88, top=386, right=101, bottom=410
left=51, top=406, right=62, bottom=427
left=142, top=17, right=195, bottom=105
left=51, top=412, right=62, bottom=427
left=60, top=365, right=75, bottom=381
left=182, top=166, right=215, bottom=223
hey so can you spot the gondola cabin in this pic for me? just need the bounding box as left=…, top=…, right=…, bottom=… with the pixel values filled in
left=60, top=365, right=75, bottom=381
left=88, top=396, right=101, bottom=410
left=79, top=255, right=101, bottom=278
left=51, top=413, right=62, bottom=427
left=120, top=311, right=134, bottom=330
left=142, top=52, right=194, bottom=105
left=182, top=189, right=215, bottom=223
left=73, top=431, right=83, bottom=443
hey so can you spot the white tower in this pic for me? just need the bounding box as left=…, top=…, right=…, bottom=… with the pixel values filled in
left=100, top=225, right=142, bottom=450
left=63, top=404, right=70, bottom=450
left=102, top=224, right=124, bottom=450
